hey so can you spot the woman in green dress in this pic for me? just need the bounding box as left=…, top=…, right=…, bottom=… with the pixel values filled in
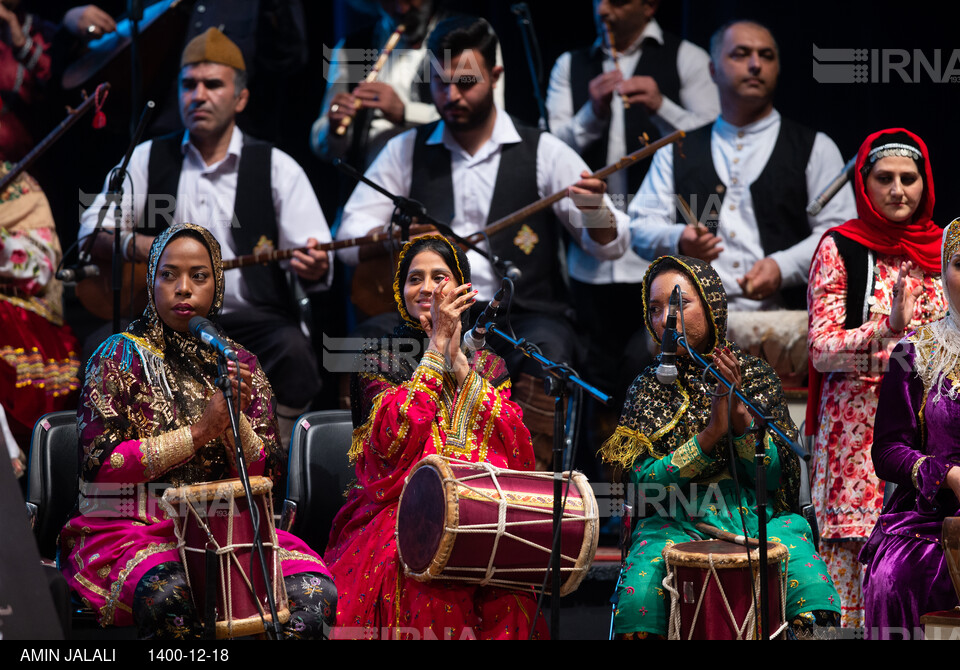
left=602, top=256, right=841, bottom=638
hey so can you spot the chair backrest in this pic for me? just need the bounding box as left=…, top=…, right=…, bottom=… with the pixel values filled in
left=283, top=409, right=355, bottom=555
left=26, top=411, right=80, bottom=561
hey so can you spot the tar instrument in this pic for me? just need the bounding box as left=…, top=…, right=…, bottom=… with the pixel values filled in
left=349, top=129, right=686, bottom=316
left=334, top=24, right=406, bottom=137
left=662, top=539, right=789, bottom=640
left=396, top=455, right=599, bottom=596
left=603, top=20, right=629, bottom=110
left=61, top=0, right=190, bottom=92
left=160, top=477, right=289, bottom=639
left=76, top=227, right=411, bottom=320
left=0, top=84, right=110, bottom=193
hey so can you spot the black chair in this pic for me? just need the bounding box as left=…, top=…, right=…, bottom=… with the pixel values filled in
left=25, top=410, right=79, bottom=561
left=281, top=409, right=355, bottom=555
left=25, top=410, right=136, bottom=638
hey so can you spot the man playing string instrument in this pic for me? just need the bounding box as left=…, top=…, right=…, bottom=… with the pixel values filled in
left=78, top=28, right=332, bottom=446
left=337, top=15, right=630, bottom=469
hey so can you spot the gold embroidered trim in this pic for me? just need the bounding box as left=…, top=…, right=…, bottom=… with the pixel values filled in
left=225, top=415, right=264, bottom=466
left=671, top=437, right=714, bottom=479
left=912, top=456, right=928, bottom=490
left=444, top=369, right=485, bottom=458
left=140, top=426, right=195, bottom=480
left=600, top=424, right=654, bottom=469
left=733, top=431, right=763, bottom=461
left=277, top=547, right=326, bottom=566
left=99, top=542, right=176, bottom=626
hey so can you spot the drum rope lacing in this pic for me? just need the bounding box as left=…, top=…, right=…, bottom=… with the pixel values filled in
left=160, top=485, right=283, bottom=637
left=663, top=551, right=789, bottom=640
left=439, top=463, right=591, bottom=585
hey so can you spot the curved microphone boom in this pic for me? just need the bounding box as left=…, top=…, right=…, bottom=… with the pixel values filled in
left=189, top=316, right=239, bottom=362
left=656, top=285, right=681, bottom=385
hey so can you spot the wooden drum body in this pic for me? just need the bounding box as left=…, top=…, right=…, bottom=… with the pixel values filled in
left=396, top=455, right=599, bottom=596
left=662, top=539, right=788, bottom=640
left=161, top=477, right=289, bottom=638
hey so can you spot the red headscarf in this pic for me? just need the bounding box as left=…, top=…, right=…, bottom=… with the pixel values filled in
left=805, top=128, right=941, bottom=435
left=826, top=127, right=942, bottom=274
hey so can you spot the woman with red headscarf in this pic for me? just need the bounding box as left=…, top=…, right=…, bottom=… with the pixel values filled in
left=807, top=128, right=946, bottom=628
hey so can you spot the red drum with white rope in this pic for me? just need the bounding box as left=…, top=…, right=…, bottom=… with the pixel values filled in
left=662, top=539, right=788, bottom=640
left=161, top=477, right=289, bottom=638
left=397, top=455, right=599, bottom=596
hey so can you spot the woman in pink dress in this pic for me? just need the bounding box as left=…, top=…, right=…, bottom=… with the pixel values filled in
left=807, top=128, right=946, bottom=628
left=60, top=223, right=335, bottom=639
left=325, top=235, right=548, bottom=640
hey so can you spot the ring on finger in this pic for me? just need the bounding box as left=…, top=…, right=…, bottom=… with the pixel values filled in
left=331, top=103, right=340, bottom=113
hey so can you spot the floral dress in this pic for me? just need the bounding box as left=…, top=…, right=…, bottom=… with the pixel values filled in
left=808, top=235, right=945, bottom=627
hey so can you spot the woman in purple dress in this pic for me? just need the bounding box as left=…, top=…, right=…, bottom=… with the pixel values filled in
left=862, top=217, right=960, bottom=639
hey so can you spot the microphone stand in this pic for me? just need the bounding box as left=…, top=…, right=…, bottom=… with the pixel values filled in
left=333, top=158, right=515, bottom=276
left=128, top=0, right=144, bottom=141
left=483, top=320, right=610, bottom=640
left=663, top=328, right=808, bottom=640
left=214, top=354, right=283, bottom=640
left=85, top=100, right=154, bottom=333
left=510, top=3, right=549, bottom=132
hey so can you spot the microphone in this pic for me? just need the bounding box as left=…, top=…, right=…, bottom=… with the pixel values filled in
left=463, top=283, right=507, bottom=352
left=656, top=286, right=681, bottom=385
left=806, top=155, right=856, bottom=216
left=189, top=316, right=239, bottom=362
left=56, top=264, right=101, bottom=283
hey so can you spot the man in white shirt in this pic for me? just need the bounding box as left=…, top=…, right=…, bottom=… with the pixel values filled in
left=78, top=28, right=332, bottom=445
left=311, top=0, right=505, bottom=173
left=629, top=20, right=856, bottom=311
left=546, top=0, right=719, bottom=403
left=338, top=15, right=629, bottom=468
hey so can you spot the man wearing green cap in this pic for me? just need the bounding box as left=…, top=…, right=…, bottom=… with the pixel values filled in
left=79, top=27, right=333, bottom=447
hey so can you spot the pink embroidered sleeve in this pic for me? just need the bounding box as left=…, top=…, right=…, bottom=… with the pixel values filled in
left=807, top=235, right=896, bottom=375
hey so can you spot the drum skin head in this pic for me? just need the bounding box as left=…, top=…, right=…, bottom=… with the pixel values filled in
left=397, top=463, right=447, bottom=573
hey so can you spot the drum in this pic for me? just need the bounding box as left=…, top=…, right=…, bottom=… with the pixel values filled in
left=662, top=539, right=789, bottom=640
left=942, top=517, right=960, bottom=602
left=726, top=310, right=809, bottom=390
left=160, top=477, right=289, bottom=638
left=396, top=455, right=599, bottom=596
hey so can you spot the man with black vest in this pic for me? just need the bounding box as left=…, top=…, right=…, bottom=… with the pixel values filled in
left=628, top=20, right=855, bottom=311
left=546, top=0, right=718, bottom=404
left=78, top=28, right=332, bottom=446
left=337, top=16, right=629, bottom=469
left=311, top=0, right=505, bottom=174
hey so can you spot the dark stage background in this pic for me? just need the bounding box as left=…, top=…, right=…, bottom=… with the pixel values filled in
left=34, top=0, right=959, bottom=404
left=38, top=1, right=960, bottom=248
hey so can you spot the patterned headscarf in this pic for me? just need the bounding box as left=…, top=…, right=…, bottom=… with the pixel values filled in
left=127, top=222, right=226, bottom=387
left=350, top=235, right=507, bottom=429
left=602, top=256, right=801, bottom=514
left=81, top=223, right=282, bottom=485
